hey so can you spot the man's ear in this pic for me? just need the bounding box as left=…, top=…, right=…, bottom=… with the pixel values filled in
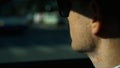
left=92, top=20, right=101, bottom=35
left=90, top=0, right=102, bottom=36
left=90, top=1, right=112, bottom=38
left=90, top=0, right=120, bottom=38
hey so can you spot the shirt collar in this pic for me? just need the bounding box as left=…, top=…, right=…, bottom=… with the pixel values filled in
left=114, top=65, right=120, bottom=68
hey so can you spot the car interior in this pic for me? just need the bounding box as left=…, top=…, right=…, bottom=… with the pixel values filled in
left=0, top=0, right=94, bottom=68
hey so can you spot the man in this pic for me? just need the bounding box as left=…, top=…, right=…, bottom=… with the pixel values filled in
left=57, top=0, right=120, bottom=68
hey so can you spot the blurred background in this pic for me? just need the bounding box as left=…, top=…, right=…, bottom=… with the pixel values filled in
left=0, top=0, right=88, bottom=64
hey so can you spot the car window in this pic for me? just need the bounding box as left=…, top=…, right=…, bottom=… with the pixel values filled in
left=0, top=0, right=88, bottom=64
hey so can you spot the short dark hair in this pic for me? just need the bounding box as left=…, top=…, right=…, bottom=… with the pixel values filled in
left=95, top=0, right=120, bottom=16
left=79, top=0, right=120, bottom=18
left=57, top=0, right=120, bottom=18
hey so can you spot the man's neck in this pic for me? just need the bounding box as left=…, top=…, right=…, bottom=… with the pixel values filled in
left=87, top=39, right=120, bottom=68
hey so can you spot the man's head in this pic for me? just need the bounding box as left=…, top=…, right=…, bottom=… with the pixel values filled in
left=57, top=0, right=120, bottom=53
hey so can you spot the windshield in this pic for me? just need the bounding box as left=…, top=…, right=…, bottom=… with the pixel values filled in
left=0, top=0, right=29, bottom=16
left=0, top=0, right=87, bottom=64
